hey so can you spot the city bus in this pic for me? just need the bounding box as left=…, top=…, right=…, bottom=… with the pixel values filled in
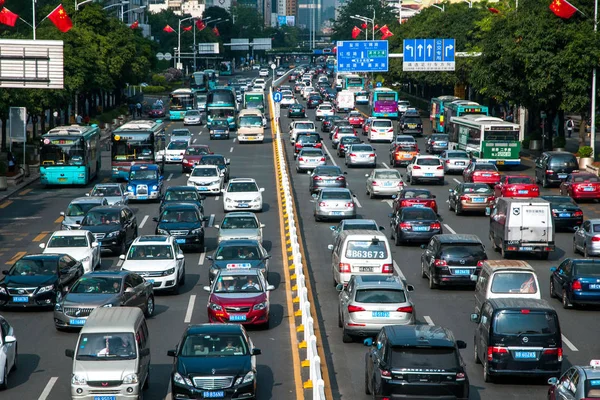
left=190, top=72, right=209, bottom=93
left=219, top=61, right=233, bottom=76
left=442, top=100, right=488, bottom=134
left=206, top=88, right=237, bottom=129
left=39, top=124, right=101, bottom=185
left=430, top=95, right=460, bottom=133
left=344, top=74, right=365, bottom=92
left=371, top=87, right=399, bottom=119
left=110, top=120, right=166, bottom=180
left=169, top=88, right=196, bottom=120
left=449, top=114, right=521, bottom=166
left=204, top=69, right=218, bottom=90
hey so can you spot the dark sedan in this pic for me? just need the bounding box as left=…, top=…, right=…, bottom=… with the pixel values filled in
left=206, top=240, right=270, bottom=284
left=79, top=205, right=138, bottom=255
left=160, top=186, right=205, bottom=214
left=390, top=206, right=443, bottom=245
left=541, top=195, right=584, bottom=230
left=307, top=95, right=322, bottom=109
left=155, top=203, right=206, bottom=251
left=288, top=104, right=306, bottom=118
left=0, top=254, right=83, bottom=308
left=550, top=258, right=600, bottom=308
left=337, top=136, right=362, bottom=157
left=208, top=118, right=230, bottom=140
left=321, top=115, right=343, bottom=133
left=309, top=165, right=347, bottom=193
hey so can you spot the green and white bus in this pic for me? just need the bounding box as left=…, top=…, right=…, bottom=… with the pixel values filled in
left=442, top=100, right=488, bottom=134
left=449, top=114, right=521, bottom=166
left=430, top=95, right=460, bottom=133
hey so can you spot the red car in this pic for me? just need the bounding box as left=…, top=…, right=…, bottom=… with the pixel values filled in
left=392, top=188, right=438, bottom=214
left=463, top=162, right=501, bottom=185
left=559, top=172, right=600, bottom=200
left=181, top=145, right=212, bottom=173
left=494, top=175, right=539, bottom=198
left=362, top=118, right=374, bottom=136
left=347, top=111, right=365, bottom=127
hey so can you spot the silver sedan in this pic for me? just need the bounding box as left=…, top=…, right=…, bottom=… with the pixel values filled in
left=573, top=219, right=600, bottom=257
left=296, top=148, right=326, bottom=172
left=365, top=169, right=404, bottom=198
left=440, top=150, right=470, bottom=173
left=344, top=144, right=376, bottom=168
left=313, top=188, right=356, bottom=221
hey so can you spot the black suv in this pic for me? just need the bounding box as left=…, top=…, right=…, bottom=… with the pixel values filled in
left=79, top=205, right=138, bottom=255
left=154, top=203, right=206, bottom=251
left=420, top=234, right=487, bottom=289
left=364, top=325, right=469, bottom=399
left=470, top=298, right=562, bottom=383
left=534, top=151, right=579, bottom=187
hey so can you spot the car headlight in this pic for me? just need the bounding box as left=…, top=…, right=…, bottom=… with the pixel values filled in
left=210, top=180, right=220, bottom=186
left=106, top=231, right=120, bottom=239
left=55, top=302, right=62, bottom=311
left=173, top=372, right=194, bottom=387
left=152, top=185, right=158, bottom=190
left=0, top=286, right=7, bottom=295
left=37, top=284, right=55, bottom=294
left=123, top=373, right=138, bottom=384
left=72, top=374, right=87, bottom=385
left=157, top=228, right=168, bottom=235
left=225, top=197, right=233, bottom=203
left=253, top=196, right=262, bottom=202
left=235, top=371, right=255, bottom=385
left=209, top=302, right=222, bottom=311
left=187, top=181, right=194, bottom=186
left=162, top=267, right=176, bottom=276
left=191, top=228, right=203, bottom=235
left=80, top=256, right=90, bottom=263
left=253, top=301, right=268, bottom=311
left=127, top=186, right=133, bottom=191
left=102, top=303, right=113, bottom=308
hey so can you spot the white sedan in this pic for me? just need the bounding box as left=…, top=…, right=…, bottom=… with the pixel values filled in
left=281, top=94, right=296, bottom=108
left=156, top=141, right=188, bottom=163
left=223, top=178, right=265, bottom=212
left=183, top=110, right=202, bottom=125
left=315, top=104, right=335, bottom=120
left=259, top=68, right=269, bottom=77
left=406, top=155, right=445, bottom=185
left=187, top=165, right=224, bottom=194
left=0, top=315, right=17, bottom=390
left=39, top=230, right=101, bottom=273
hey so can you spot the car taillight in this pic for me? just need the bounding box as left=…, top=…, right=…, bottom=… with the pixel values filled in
left=348, top=304, right=365, bottom=313
left=369, top=153, right=376, bottom=157
left=574, top=211, right=583, bottom=216
left=413, top=165, right=421, bottom=169
left=546, top=169, right=554, bottom=174
left=572, top=280, right=582, bottom=291
left=431, top=222, right=442, bottom=230
left=371, top=128, right=377, bottom=132
left=320, top=157, right=326, bottom=161
left=431, top=141, right=436, bottom=145
left=593, top=236, right=600, bottom=242
left=460, top=195, right=469, bottom=201
left=456, top=372, right=466, bottom=381
left=434, top=259, right=447, bottom=267
left=437, top=165, right=444, bottom=169
left=372, top=181, right=379, bottom=186
left=333, top=133, right=338, bottom=139
left=532, top=186, right=539, bottom=191
left=182, top=159, right=188, bottom=164
left=313, top=176, right=322, bottom=181
left=428, top=200, right=436, bottom=208
left=400, top=200, right=409, bottom=207
left=295, top=143, right=302, bottom=148
left=345, top=202, right=355, bottom=208
left=298, top=157, right=305, bottom=161
left=543, top=348, right=563, bottom=362
left=487, top=196, right=495, bottom=202
left=349, top=153, right=357, bottom=157
left=387, top=128, right=394, bottom=133
left=487, top=346, right=509, bottom=361
left=382, top=264, right=393, bottom=274
left=339, top=263, right=351, bottom=273
left=319, top=202, right=326, bottom=206
left=399, top=222, right=411, bottom=230
left=336, top=176, right=345, bottom=181
left=477, top=260, right=484, bottom=267
left=396, top=305, right=413, bottom=313
left=445, top=159, right=450, bottom=163
left=316, top=143, right=322, bottom=148
left=380, top=369, right=392, bottom=378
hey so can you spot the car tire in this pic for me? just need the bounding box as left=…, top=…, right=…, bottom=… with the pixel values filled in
left=338, top=309, right=343, bottom=328
left=369, top=189, right=375, bottom=199
left=562, top=290, right=571, bottom=309
left=428, top=270, right=437, bottom=289
left=483, top=361, right=493, bottom=383
left=180, top=265, right=186, bottom=285
left=543, top=176, right=549, bottom=188
left=421, top=261, right=427, bottom=278
left=584, top=245, right=590, bottom=258
left=364, top=370, right=371, bottom=395
left=455, top=203, right=462, bottom=215
left=0, top=363, right=8, bottom=390
left=573, top=239, right=579, bottom=254
left=474, top=340, right=481, bottom=364
left=118, top=241, right=127, bottom=257
left=342, top=329, right=353, bottom=343
left=144, top=295, right=155, bottom=318
left=549, top=280, right=556, bottom=298
left=394, top=229, right=401, bottom=246
left=448, top=199, right=454, bottom=211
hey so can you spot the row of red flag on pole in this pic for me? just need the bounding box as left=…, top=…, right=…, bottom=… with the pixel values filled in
left=163, top=20, right=219, bottom=36
left=0, top=3, right=73, bottom=32
left=351, top=24, right=393, bottom=40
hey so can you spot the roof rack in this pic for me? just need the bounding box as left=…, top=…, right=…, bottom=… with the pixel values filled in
left=46, top=125, right=91, bottom=135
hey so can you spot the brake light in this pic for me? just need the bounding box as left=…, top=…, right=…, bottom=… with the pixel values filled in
left=446, top=159, right=450, bottom=163
left=347, top=304, right=365, bottom=313
left=399, top=222, right=411, bottom=230
left=298, top=157, right=305, bottom=162
left=316, top=143, right=322, bottom=148
left=371, top=128, right=377, bottom=132
left=349, top=153, right=357, bottom=157
left=574, top=211, right=583, bottom=217
left=532, top=187, right=539, bottom=191
left=372, top=181, right=379, bottom=186
left=320, top=157, right=326, bottom=162
left=319, top=202, right=326, bottom=206
left=434, top=259, right=447, bottom=267
left=543, top=348, right=563, bottom=361
left=339, top=263, right=351, bottom=273
left=572, top=280, right=582, bottom=291
left=546, top=170, right=554, bottom=174
left=345, top=202, right=354, bottom=208
left=369, top=153, right=376, bottom=157
left=313, top=176, right=322, bottom=181
left=430, top=222, right=442, bottom=230
left=336, top=176, right=345, bottom=181
left=413, top=165, right=421, bottom=169
left=382, top=264, right=393, bottom=274
left=333, top=133, right=338, bottom=139
left=487, top=196, right=495, bottom=202
left=431, top=141, right=436, bottom=145
left=437, top=165, right=444, bottom=170
left=396, top=305, right=413, bottom=313
left=456, top=372, right=466, bottom=381
left=477, top=260, right=484, bottom=267
left=592, top=236, right=600, bottom=242
left=295, top=143, right=302, bottom=148
left=487, top=346, right=509, bottom=361
left=380, top=369, right=392, bottom=378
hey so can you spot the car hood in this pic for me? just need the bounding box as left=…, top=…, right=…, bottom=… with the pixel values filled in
left=63, top=293, right=118, bottom=306
left=122, top=259, right=178, bottom=272
left=178, top=354, right=252, bottom=377
left=218, top=229, right=261, bottom=240
left=102, top=196, right=124, bottom=205
left=224, top=192, right=261, bottom=200
left=158, top=221, right=201, bottom=230
left=3, top=274, right=57, bottom=288
left=79, top=225, right=122, bottom=234
left=43, top=248, right=91, bottom=261
left=63, top=215, right=84, bottom=226
left=188, top=176, right=221, bottom=184
left=129, top=179, right=158, bottom=186
left=76, top=360, right=138, bottom=381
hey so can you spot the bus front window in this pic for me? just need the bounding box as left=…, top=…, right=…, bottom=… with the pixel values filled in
left=40, top=140, right=86, bottom=166
left=170, top=96, right=194, bottom=110
left=112, top=142, right=153, bottom=162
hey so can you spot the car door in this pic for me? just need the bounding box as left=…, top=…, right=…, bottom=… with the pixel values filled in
left=123, top=274, right=142, bottom=307
left=450, top=184, right=461, bottom=208
left=576, top=220, right=591, bottom=249
left=0, top=318, right=15, bottom=373
left=477, top=303, right=493, bottom=363
left=339, top=277, right=354, bottom=323
left=174, top=243, right=185, bottom=277
left=58, top=256, right=76, bottom=287
left=421, top=239, right=437, bottom=276
left=371, top=332, right=388, bottom=394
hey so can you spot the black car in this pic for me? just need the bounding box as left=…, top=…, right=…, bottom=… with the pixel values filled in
left=294, top=133, right=322, bottom=155
left=288, top=104, right=306, bottom=118
left=154, top=203, right=206, bottom=251
left=79, top=205, right=138, bottom=255
left=535, top=151, right=579, bottom=187
left=197, top=154, right=230, bottom=181
left=364, top=325, right=469, bottom=399
left=420, top=234, right=487, bottom=289
left=160, top=186, right=206, bottom=214
left=400, top=115, right=423, bottom=136
left=390, top=206, right=443, bottom=245
left=337, top=136, right=362, bottom=157
left=321, top=115, right=343, bottom=133
left=309, top=165, right=347, bottom=193
left=208, top=118, right=230, bottom=140
left=307, top=95, right=322, bottom=109
left=0, top=254, right=83, bottom=308
left=541, top=195, right=584, bottom=230
left=168, top=324, right=261, bottom=400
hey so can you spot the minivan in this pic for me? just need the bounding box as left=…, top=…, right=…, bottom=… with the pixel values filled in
left=534, top=151, right=579, bottom=188
left=66, top=307, right=150, bottom=399
left=473, top=260, right=541, bottom=314
left=470, top=298, right=562, bottom=382
left=328, top=230, right=393, bottom=286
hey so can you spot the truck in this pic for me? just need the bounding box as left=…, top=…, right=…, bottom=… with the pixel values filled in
left=336, top=90, right=355, bottom=113
left=237, top=109, right=265, bottom=143
left=243, top=91, right=265, bottom=114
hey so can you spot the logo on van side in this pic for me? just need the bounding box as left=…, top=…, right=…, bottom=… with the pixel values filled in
left=513, top=208, right=520, bottom=216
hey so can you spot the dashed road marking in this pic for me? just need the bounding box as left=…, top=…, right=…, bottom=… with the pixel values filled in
left=393, top=260, right=406, bottom=280
left=198, top=249, right=207, bottom=265
left=353, top=195, right=362, bottom=208
left=321, top=143, right=338, bottom=167
left=193, top=138, right=197, bottom=143
left=0, top=200, right=13, bottom=209
left=233, top=138, right=237, bottom=143
left=230, top=147, right=234, bottom=153
left=167, top=173, right=173, bottom=181
left=33, top=232, right=51, bottom=242
left=139, top=215, right=149, bottom=229
left=444, top=224, right=456, bottom=234
left=116, top=259, right=124, bottom=268
left=19, top=188, right=32, bottom=196
left=424, top=316, right=435, bottom=326
left=5, top=251, right=26, bottom=265
left=38, top=377, right=58, bottom=400
left=184, top=295, right=196, bottom=323
left=215, top=196, right=220, bottom=201
left=208, top=214, right=215, bottom=227
left=562, top=334, right=579, bottom=351
left=382, top=199, right=394, bottom=208
left=382, top=162, right=391, bottom=169
left=453, top=178, right=461, bottom=184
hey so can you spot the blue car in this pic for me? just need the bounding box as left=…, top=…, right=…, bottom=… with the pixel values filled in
left=126, top=164, right=163, bottom=201
left=550, top=258, right=600, bottom=308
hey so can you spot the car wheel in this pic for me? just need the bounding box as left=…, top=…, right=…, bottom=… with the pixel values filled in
left=364, top=369, right=371, bottom=395
left=144, top=295, right=155, bottom=317
left=180, top=265, right=186, bottom=285
left=118, top=240, right=127, bottom=257
left=369, top=189, right=375, bottom=199
left=584, top=245, right=590, bottom=258
left=455, top=203, right=462, bottom=215
left=171, top=280, right=180, bottom=295
left=562, top=290, right=571, bottom=309
left=474, top=340, right=481, bottom=364
left=448, top=199, right=454, bottom=211
left=483, top=361, right=492, bottom=383
left=549, top=280, right=556, bottom=299
left=342, top=329, right=353, bottom=343
left=428, top=270, right=437, bottom=289
left=543, top=176, right=549, bottom=188
left=394, top=229, right=401, bottom=246
left=338, top=309, right=343, bottom=328
left=11, top=346, right=17, bottom=372
left=421, top=261, right=427, bottom=278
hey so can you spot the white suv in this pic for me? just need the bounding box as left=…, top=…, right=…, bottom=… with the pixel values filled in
left=406, top=155, right=445, bottom=185
left=259, top=68, right=269, bottom=77
left=223, top=178, right=265, bottom=212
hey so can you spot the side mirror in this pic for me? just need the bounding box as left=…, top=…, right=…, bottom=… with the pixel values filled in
left=312, top=194, right=318, bottom=199
left=125, top=287, right=135, bottom=293
left=267, top=285, right=275, bottom=291
left=213, top=224, right=220, bottom=229
left=167, top=349, right=177, bottom=357
left=39, top=243, right=46, bottom=249
left=378, top=226, right=385, bottom=231
left=203, top=286, right=211, bottom=292
left=119, top=254, right=126, bottom=260
left=365, top=174, right=369, bottom=177
left=186, top=174, right=190, bottom=177
left=259, top=188, right=265, bottom=192
left=252, top=348, right=262, bottom=356
left=547, top=377, right=558, bottom=386
left=363, top=338, right=373, bottom=347
left=420, top=244, right=426, bottom=249
left=388, top=213, right=393, bottom=218
left=152, top=217, right=158, bottom=222
left=456, top=340, right=467, bottom=349
left=343, top=171, right=348, bottom=175
left=470, top=313, right=480, bottom=323
left=327, top=244, right=334, bottom=251
left=139, top=348, right=150, bottom=357
left=550, top=267, right=557, bottom=272
left=207, top=256, right=213, bottom=260
left=329, top=226, right=336, bottom=231
left=2, top=270, right=8, bottom=275
left=448, top=189, right=454, bottom=193
left=574, top=226, right=579, bottom=231
left=199, top=195, right=206, bottom=200
left=160, top=176, right=164, bottom=180
left=335, top=283, right=343, bottom=292
left=65, top=349, right=75, bottom=358
left=91, top=242, right=99, bottom=248
left=4, top=335, right=16, bottom=344
left=85, top=193, right=90, bottom=197
left=260, top=223, right=265, bottom=228
left=406, top=284, right=415, bottom=292
left=60, top=211, right=65, bottom=217
left=75, top=220, right=82, bottom=225
left=176, top=254, right=185, bottom=260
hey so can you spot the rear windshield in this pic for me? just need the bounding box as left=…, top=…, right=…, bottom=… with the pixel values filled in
left=494, top=311, right=558, bottom=335
left=491, top=272, right=538, bottom=294
left=315, top=167, right=342, bottom=176
left=372, top=121, right=392, bottom=128
left=440, top=244, right=485, bottom=258
left=345, top=240, right=388, bottom=259
left=321, top=191, right=351, bottom=200
left=463, top=184, right=493, bottom=194
left=475, top=164, right=497, bottom=171
left=416, top=158, right=441, bottom=166
left=573, top=262, right=600, bottom=275
left=300, top=149, right=323, bottom=157
left=390, top=347, right=458, bottom=370
left=402, top=189, right=431, bottom=199
left=431, top=135, right=448, bottom=141
left=397, top=144, right=417, bottom=151
left=549, top=154, right=578, bottom=167
left=447, top=151, right=469, bottom=158
left=374, top=171, right=401, bottom=179
left=404, top=117, right=421, bottom=124
left=402, top=209, right=437, bottom=220
left=507, top=176, right=534, bottom=184
left=355, top=289, right=406, bottom=303
left=351, top=145, right=373, bottom=152
left=573, top=175, right=600, bottom=183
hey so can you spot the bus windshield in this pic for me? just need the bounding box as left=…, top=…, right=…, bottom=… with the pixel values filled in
left=112, top=133, right=154, bottom=162
left=346, top=77, right=363, bottom=86
left=208, top=90, right=235, bottom=105
left=170, top=94, right=194, bottom=110
left=376, top=93, right=397, bottom=102
left=40, top=137, right=86, bottom=166
left=191, top=73, right=206, bottom=90
left=208, top=109, right=235, bottom=119
left=239, top=116, right=263, bottom=127
left=484, top=130, right=519, bottom=141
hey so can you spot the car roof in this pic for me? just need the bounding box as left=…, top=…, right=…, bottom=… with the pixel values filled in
left=223, top=212, right=258, bottom=218
left=50, top=230, right=90, bottom=237
left=384, top=325, right=457, bottom=348
left=339, top=229, right=386, bottom=238
left=433, top=234, right=483, bottom=244
left=134, top=235, right=172, bottom=244
left=161, top=203, right=199, bottom=210
left=93, top=183, right=122, bottom=188
left=81, top=271, right=130, bottom=278
left=353, top=275, right=406, bottom=290
left=228, top=178, right=257, bottom=183
left=87, top=205, right=127, bottom=211
left=82, top=307, right=144, bottom=334
left=483, top=260, right=534, bottom=271
left=186, top=323, right=244, bottom=336
left=218, top=239, right=261, bottom=246
left=487, top=298, right=554, bottom=311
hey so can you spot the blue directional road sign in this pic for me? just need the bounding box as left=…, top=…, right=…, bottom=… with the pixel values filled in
left=403, top=38, right=455, bottom=72
left=336, top=40, right=389, bottom=73
left=376, top=81, right=382, bottom=88
left=272, top=91, right=282, bottom=103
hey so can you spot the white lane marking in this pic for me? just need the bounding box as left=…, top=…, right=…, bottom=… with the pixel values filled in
left=38, top=377, right=58, bottom=400
left=562, top=334, right=579, bottom=351
left=139, top=215, right=149, bottom=229
left=167, top=173, right=173, bottom=181
left=321, top=143, right=338, bottom=167
left=443, top=224, right=456, bottom=234
left=453, top=178, right=461, bottom=184
left=230, top=147, right=234, bottom=153
left=116, top=259, right=124, bottom=268
left=233, top=138, right=237, bottom=143
left=424, top=316, right=435, bottom=326
left=215, top=196, right=220, bottom=201
left=198, top=249, right=207, bottom=265
left=382, top=162, right=391, bottom=169
left=382, top=199, right=394, bottom=208
left=393, top=260, right=406, bottom=280
left=353, top=195, right=363, bottom=208
left=184, top=295, right=196, bottom=323
left=193, top=138, right=197, bottom=143
left=208, top=214, right=215, bottom=227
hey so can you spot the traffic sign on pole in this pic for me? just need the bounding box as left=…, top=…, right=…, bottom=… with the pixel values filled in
left=273, top=91, right=283, bottom=103
left=403, top=38, right=455, bottom=71
left=156, top=52, right=164, bottom=60
left=164, top=52, right=173, bottom=61
left=336, top=40, right=389, bottom=73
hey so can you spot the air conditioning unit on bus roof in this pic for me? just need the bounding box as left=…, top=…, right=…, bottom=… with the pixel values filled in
left=47, top=125, right=89, bottom=135
left=121, top=121, right=156, bottom=130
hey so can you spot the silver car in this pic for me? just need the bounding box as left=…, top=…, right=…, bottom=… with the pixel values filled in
left=440, top=150, right=471, bottom=173
left=337, top=275, right=415, bottom=342
left=313, top=188, right=357, bottom=221
left=345, top=144, right=376, bottom=168
left=214, top=212, right=264, bottom=244
left=573, top=219, right=600, bottom=256
left=88, top=183, right=128, bottom=205
left=60, top=197, right=108, bottom=230
left=330, top=219, right=383, bottom=243
left=296, top=148, right=326, bottom=172
left=170, top=128, right=192, bottom=143
left=183, top=110, right=202, bottom=125
left=366, top=169, right=404, bottom=198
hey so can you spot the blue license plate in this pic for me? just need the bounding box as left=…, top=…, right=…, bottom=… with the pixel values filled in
left=472, top=198, right=485, bottom=203
left=455, top=161, right=465, bottom=165
left=372, top=311, right=390, bottom=318
left=559, top=213, right=570, bottom=218
left=424, top=173, right=434, bottom=177
left=520, top=246, right=533, bottom=251
left=413, top=226, right=429, bottom=232
left=584, top=187, right=594, bottom=191
left=12, top=296, right=28, bottom=303
left=94, top=397, right=116, bottom=400
left=176, top=239, right=185, bottom=244
left=98, top=242, right=102, bottom=246
left=383, top=182, right=393, bottom=187
left=203, top=392, right=225, bottom=399
left=437, top=142, right=447, bottom=146
left=138, top=196, right=148, bottom=200
left=558, top=174, right=568, bottom=179
left=147, top=279, right=155, bottom=283
left=238, top=204, right=249, bottom=208
left=69, top=319, right=86, bottom=326
left=412, top=204, right=425, bottom=208
left=331, top=211, right=343, bottom=215
left=589, top=284, right=600, bottom=290
left=324, top=180, right=335, bottom=184
left=229, top=315, right=247, bottom=322
left=483, top=174, right=491, bottom=177
left=514, top=351, right=537, bottom=359
left=453, top=269, right=471, bottom=275
left=199, top=187, right=208, bottom=191
left=518, top=190, right=528, bottom=194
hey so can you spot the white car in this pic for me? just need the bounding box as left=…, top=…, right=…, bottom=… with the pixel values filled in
left=187, top=165, right=224, bottom=194
left=156, top=140, right=188, bottom=163
left=398, top=100, right=410, bottom=114
left=406, top=155, right=445, bottom=185
left=253, top=78, right=266, bottom=91
left=120, top=235, right=186, bottom=294
left=368, top=118, right=394, bottom=143
left=223, top=178, right=265, bottom=212
left=259, top=68, right=269, bottom=77
left=315, top=104, right=334, bottom=120
left=183, top=110, right=202, bottom=125
left=39, top=230, right=101, bottom=273
left=0, top=315, right=17, bottom=390
left=280, top=89, right=293, bottom=97
left=289, top=120, right=317, bottom=143
left=281, top=94, right=296, bottom=108
left=252, top=64, right=261, bottom=70
left=302, top=86, right=314, bottom=100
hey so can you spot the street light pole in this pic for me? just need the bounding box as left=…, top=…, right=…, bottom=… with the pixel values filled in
left=32, top=0, right=36, bottom=40
left=592, top=0, right=598, bottom=158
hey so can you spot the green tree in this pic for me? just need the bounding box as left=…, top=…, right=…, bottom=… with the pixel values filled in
left=331, top=0, right=397, bottom=42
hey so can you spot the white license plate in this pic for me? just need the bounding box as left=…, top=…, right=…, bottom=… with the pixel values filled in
left=69, top=319, right=86, bottom=326
left=359, top=267, right=374, bottom=272
left=455, top=161, right=465, bottom=165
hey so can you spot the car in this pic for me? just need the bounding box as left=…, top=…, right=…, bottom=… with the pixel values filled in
left=495, top=175, right=540, bottom=198
left=160, top=186, right=205, bottom=214
left=253, top=78, right=266, bottom=90
left=87, top=183, right=127, bottom=206
left=406, top=155, right=445, bottom=185
left=167, top=324, right=261, bottom=400
left=287, top=104, right=306, bottom=118
left=289, top=121, right=316, bottom=143
left=208, top=118, right=230, bottom=140
left=197, top=154, right=230, bottom=181
left=399, top=114, right=423, bottom=136
left=573, top=219, right=600, bottom=257
left=548, top=360, right=600, bottom=400
left=463, top=161, right=501, bottom=185
left=364, top=325, right=469, bottom=399
left=294, top=132, right=323, bottom=155
left=420, top=234, right=487, bottom=289
left=390, top=138, right=419, bottom=167
left=534, top=151, right=579, bottom=188
left=53, top=271, right=155, bottom=330
left=258, top=68, right=269, bottom=77
left=147, top=103, right=165, bottom=118
left=296, top=148, right=326, bottom=172
left=362, top=117, right=375, bottom=136
left=302, top=85, right=314, bottom=100
left=186, top=165, right=224, bottom=194
left=60, top=197, right=108, bottom=230
left=355, top=91, right=369, bottom=105
left=364, top=169, right=404, bottom=198
left=330, top=119, right=352, bottom=139
left=125, top=164, right=164, bottom=201
left=425, top=133, right=449, bottom=154
left=0, top=254, right=84, bottom=308
left=183, top=110, right=202, bottom=125
left=550, top=258, right=600, bottom=308
left=315, top=103, right=334, bottom=120
left=329, top=219, right=383, bottom=243
left=154, top=203, right=206, bottom=251
left=313, top=188, right=356, bottom=221
left=288, top=72, right=298, bottom=81
left=170, top=128, right=192, bottom=144
left=337, top=275, right=415, bottom=342
left=321, top=115, right=343, bottom=132
left=181, top=145, right=213, bottom=173
left=397, top=100, right=410, bottom=114
left=276, top=67, right=285, bottom=76
left=368, top=118, right=394, bottom=143
left=79, top=205, right=138, bottom=255
left=307, top=94, right=322, bottom=109
left=448, top=183, right=495, bottom=215
left=344, top=144, right=376, bottom=168
left=440, top=150, right=470, bottom=173
left=337, top=136, right=362, bottom=157
left=207, top=240, right=270, bottom=284
left=560, top=172, right=600, bottom=201
left=280, top=94, right=295, bottom=107
left=214, top=212, right=264, bottom=244
left=347, top=110, right=365, bottom=127
left=293, top=81, right=305, bottom=93
left=120, top=235, right=186, bottom=293
left=393, top=188, right=438, bottom=214
left=309, top=165, right=347, bottom=193
left=40, top=230, right=101, bottom=273
left=542, top=195, right=584, bottom=230
left=390, top=206, right=443, bottom=245
left=223, top=178, right=265, bottom=212
left=0, top=315, right=17, bottom=389
left=331, top=125, right=357, bottom=148
left=252, top=63, right=261, bottom=70
left=157, top=141, right=188, bottom=163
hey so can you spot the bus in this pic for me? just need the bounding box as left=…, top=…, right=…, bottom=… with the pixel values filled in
left=204, top=69, right=218, bottom=90
left=449, top=114, right=521, bottom=166
left=243, top=91, right=265, bottom=113
left=169, top=88, right=195, bottom=120
left=190, top=72, right=209, bottom=93
left=430, top=95, right=460, bottom=133
left=442, top=100, right=488, bottom=134
left=206, top=88, right=237, bottom=129
left=110, top=120, right=166, bottom=180
left=39, top=124, right=101, bottom=185
left=371, top=87, right=399, bottom=119
left=344, top=74, right=365, bottom=92
left=219, top=61, right=233, bottom=76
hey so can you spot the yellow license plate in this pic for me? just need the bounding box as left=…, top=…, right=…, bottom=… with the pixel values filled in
left=247, top=137, right=256, bottom=140
left=496, top=160, right=504, bottom=165
left=58, top=178, right=67, bottom=182
left=408, top=124, right=417, bottom=128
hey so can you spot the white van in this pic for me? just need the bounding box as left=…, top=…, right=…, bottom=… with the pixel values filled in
left=472, top=260, right=541, bottom=314
left=328, top=230, right=394, bottom=286
left=336, top=90, right=355, bottom=113
left=237, top=109, right=265, bottom=143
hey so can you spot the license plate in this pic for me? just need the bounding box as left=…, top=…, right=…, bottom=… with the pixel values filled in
left=372, top=311, right=390, bottom=318
left=361, top=154, right=368, bottom=158
left=94, top=397, right=117, bottom=400
left=359, top=267, right=373, bottom=272
left=453, top=269, right=471, bottom=275
left=412, top=204, right=425, bottom=208
left=472, top=198, right=485, bottom=203
left=558, top=174, right=568, bottom=179
left=309, top=159, right=320, bottom=163
left=520, top=246, right=533, bottom=251
left=383, top=182, right=393, bottom=187
left=229, top=314, right=247, bottom=322
left=413, top=226, right=429, bottom=232
left=138, top=195, right=148, bottom=200
left=584, top=187, right=594, bottom=191
left=408, top=124, right=416, bottom=128
left=518, top=190, right=528, bottom=194
left=199, top=187, right=208, bottom=191
left=559, top=213, right=570, bottom=217
left=58, top=178, right=67, bottom=182
left=483, top=174, right=491, bottom=177
left=69, top=319, right=86, bottom=325
left=147, top=279, right=155, bottom=283
left=455, top=161, right=465, bottom=165
left=514, top=351, right=537, bottom=359
left=176, top=239, right=185, bottom=244
left=247, top=137, right=257, bottom=140
left=324, top=180, right=335, bottom=184
left=12, top=296, right=28, bottom=303
left=424, top=173, right=434, bottom=177
left=238, top=204, right=249, bottom=208
left=331, top=211, right=343, bottom=215
left=202, top=392, right=225, bottom=399
left=403, top=154, right=412, bottom=158
left=98, top=242, right=102, bottom=246
left=589, top=284, right=600, bottom=290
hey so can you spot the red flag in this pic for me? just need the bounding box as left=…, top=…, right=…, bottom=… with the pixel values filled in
left=48, top=4, right=72, bottom=33
left=195, top=19, right=206, bottom=31
left=380, top=25, right=393, bottom=40
left=163, top=24, right=175, bottom=33
left=332, top=46, right=337, bottom=54
left=130, top=20, right=139, bottom=29
left=488, top=7, right=500, bottom=13
left=351, top=26, right=361, bottom=39
left=0, top=1, right=4, bottom=6
left=374, top=24, right=379, bottom=30
left=549, top=0, right=577, bottom=18
left=361, top=22, right=367, bottom=29
left=0, top=7, right=18, bottom=27
left=183, top=25, right=192, bottom=31
left=212, top=26, right=220, bottom=36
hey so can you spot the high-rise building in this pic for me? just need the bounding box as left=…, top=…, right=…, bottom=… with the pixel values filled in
left=286, top=0, right=297, bottom=20
left=148, top=0, right=205, bottom=18
left=298, top=0, right=321, bottom=32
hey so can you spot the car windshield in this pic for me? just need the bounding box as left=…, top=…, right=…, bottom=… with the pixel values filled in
left=416, top=158, right=441, bottom=166
left=214, top=274, right=263, bottom=293
left=227, top=182, right=259, bottom=192
left=475, top=164, right=497, bottom=171
left=10, top=259, right=57, bottom=276
left=192, top=167, right=218, bottom=177
left=402, top=190, right=431, bottom=199
left=214, top=245, right=261, bottom=260
left=83, top=210, right=120, bottom=226
left=573, top=262, right=600, bottom=275
left=185, top=111, right=200, bottom=116
left=76, top=333, right=137, bottom=360
left=345, top=240, right=388, bottom=259
left=91, top=186, right=121, bottom=197
left=355, top=289, right=406, bottom=303
left=549, top=155, right=578, bottom=168
left=462, top=184, right=493, bottom=194
left=180, top=334, right=248, bottom=356
left=507, top=176, right=534, bottom=184
left=172, top=130, right=190, bottom=137
left=239, top=116, right=263, bottom=127
left=160, top=209, right=198, bottom=223
left=70, top=276, right=122, bottom=294
left=128, top=244, right=174, bottom=260
left=211, top=120, right=229, bottom=128
left=491, top=272, right=538, bottom=294
left=390, top=347, right=458, bottom=370
left=165, top=190, right=198, bottom=201
left=200, top=156, right=225, bottom=166
left=321, top=191, right=351, bottom=200
left=48, top=235, right=88, bottom=248
left=300, top=150, right=323, bottom=157
left=168, top=142, right=188, bottom=150
left=374, top=171, right=401, bottom=179
left=66, top=202, right=100, bottom=217
left=186, top=147, right=210, bottom=155
left=221, top=216, right=258, bottom=229
left=402, top=209, right=437, bottom=220
left=494, top=311, right=558, bottom=335
left=129, top=169, right=158, bottom=180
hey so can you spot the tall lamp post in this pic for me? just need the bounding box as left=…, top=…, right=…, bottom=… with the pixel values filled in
left=353, top=12, right=375, bottom=40
left=591, top=0, right=598, bottom=159
left=102, top=1, right=130, bottom=22
left=177, top=16, right=194, bottom=70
